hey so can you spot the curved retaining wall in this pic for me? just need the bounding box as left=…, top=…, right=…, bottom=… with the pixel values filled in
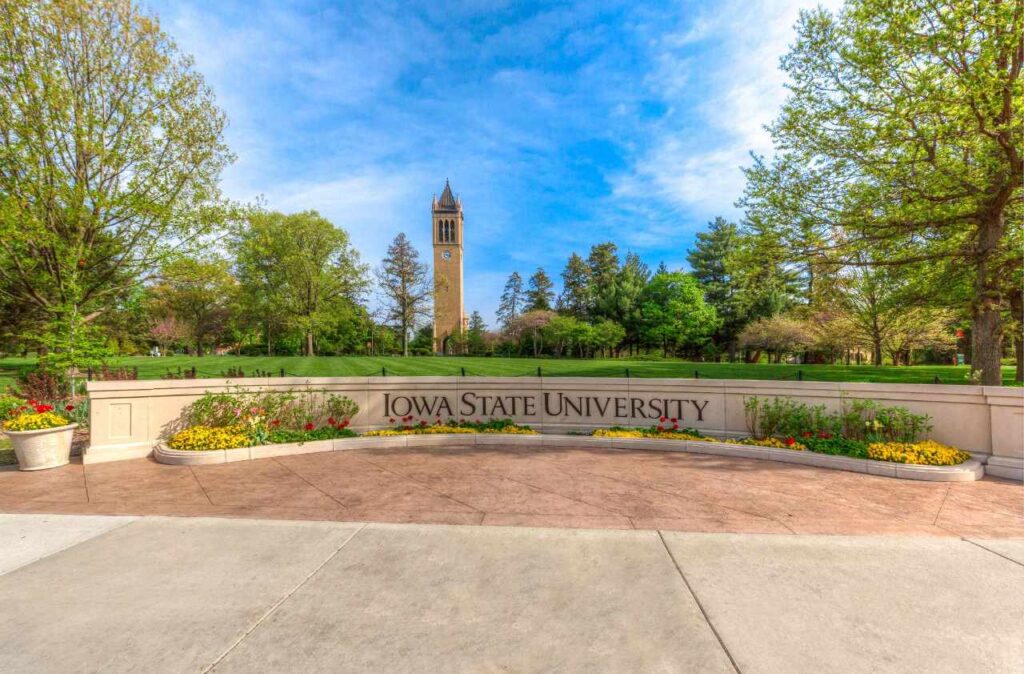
left=86, top=376, right=1023, bottom=480
left=153, top=433, right=985, bottom=482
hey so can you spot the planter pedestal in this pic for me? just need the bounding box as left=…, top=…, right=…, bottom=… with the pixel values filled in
left=7, top=424, right=78, bottom=471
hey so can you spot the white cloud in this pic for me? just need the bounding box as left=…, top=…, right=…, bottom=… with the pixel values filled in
left=615, top=0, right=844, bottom=220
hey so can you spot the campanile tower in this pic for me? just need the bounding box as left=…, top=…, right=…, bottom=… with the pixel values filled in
left=432, top=179, right=466, bottom=353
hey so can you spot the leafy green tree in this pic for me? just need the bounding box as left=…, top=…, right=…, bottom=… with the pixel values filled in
left=151, top=256, right=236, bottom=356
left=236, top=211, right=367, bottom=357
left=525, top=268, right=555, bottom=311
left=377, top=233, right=432, bottom=357
left=408, top=325, right=435, bottom=356
left=639, top=272, right=719, bottom=357
left=589, top=319, right=626, bottom=358
left=558, top=253, right=591, bottom=318
left=496, top=271, right=526, bottom=331
left=741, top=1, right=1023, bottom=385
left=543, top=315, right=588, bottom=357
left=0, top=0, right=232, bottom=353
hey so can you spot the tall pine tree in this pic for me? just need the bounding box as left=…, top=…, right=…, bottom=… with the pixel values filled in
left=496, top=271, right=525, bottom=331
left=526, top=268, right=555, bottom=310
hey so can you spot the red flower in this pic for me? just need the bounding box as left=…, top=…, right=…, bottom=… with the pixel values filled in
left=328, top=417, right=337, bottom=426
left=673, top=423, right=679, bottom=430
left=670, top=418, right=678, bottom=423
left=33, top=404, right=53, bottom=413
left=304, top=423, right=315, bottom=431
left=784, top=436, right=796, bottom=447
left=419, top=420, right=428, bottom=427
left=389, top=417, right=396, bottom=423
left=28, top=399, right=37, bottom=406
left=659, top=416, right=667, bottom=422
left=271, top=419, right=281, bottom=427
left=339, top=420, right=349, bottom=428
left=802, top=431, right=813, bottom=437
left=818, top=431, right=831, bottom=439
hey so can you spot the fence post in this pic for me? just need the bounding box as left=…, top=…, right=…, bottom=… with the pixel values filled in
left=625, top=367, right=630, bottom=379
left=86, top=367, right=93, bottom=381
left=461, top=367, right=466, bottom=377
left=382, top=367, right=387, bottom=377
left=797, top=369, right=803, bottom=381
left=934, top=376, right=940, bottom=384
left=537, top=366, right=542, bottom=377
left=190, top=366, right=197, bottom=378
left=694, top=370, right=700, bottom=379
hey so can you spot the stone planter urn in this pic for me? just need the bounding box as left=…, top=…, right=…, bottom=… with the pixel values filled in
left=7, top=424, right=77, bottom=471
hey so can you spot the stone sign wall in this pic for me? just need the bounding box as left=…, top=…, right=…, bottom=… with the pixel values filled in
left=85, top=376, right=1023, bottom=479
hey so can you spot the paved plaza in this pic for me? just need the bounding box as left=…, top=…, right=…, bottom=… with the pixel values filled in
left=0, top=514, right=1021, bottom=672
left=0, top=444, right=1021, bottom=537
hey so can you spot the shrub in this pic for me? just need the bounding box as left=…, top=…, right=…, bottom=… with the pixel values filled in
left=181, top=388, right=360, bottom=433
left=0, top=395, right=26, bottom=421
left=802, top=436, right=870, bottom=459
left=867, top=440, right=969, bottom=466
left=167, top=425, right=250, bottom=451
left=3, top=412, right=71, bottom=432
left=11, top=369, right=63, bottom=401
left=745, top=396, right=928, bottom=443
left=840, top=398, right=932, bottom=442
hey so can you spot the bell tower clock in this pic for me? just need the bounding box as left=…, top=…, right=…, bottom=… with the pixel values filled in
left=431, top=179, right=466, bottom=354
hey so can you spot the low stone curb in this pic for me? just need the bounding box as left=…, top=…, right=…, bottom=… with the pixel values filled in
left=152, top=433, right=984, bottom=482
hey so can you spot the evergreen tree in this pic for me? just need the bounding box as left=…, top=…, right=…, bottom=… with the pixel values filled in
left=496, top=271, right=525, bottom=331
left=587, top=242, right=620, bottom=321
left=615, top=252, right=650, bottom=352
left=376, top=233, right=432, bottom=357
left=687, top=216, right=744, bottom=358
left=466, top=311, right=488, bottom=355
left=525, top=268, right=555, bottom=311
left=558, top=253, right=590, bottom=318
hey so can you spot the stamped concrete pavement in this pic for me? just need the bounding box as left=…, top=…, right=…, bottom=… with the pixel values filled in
left=0, top=515, right=1021, bottom=673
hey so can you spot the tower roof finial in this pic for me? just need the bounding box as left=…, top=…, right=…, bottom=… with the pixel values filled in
left=437, top=179, right=457, bottom=210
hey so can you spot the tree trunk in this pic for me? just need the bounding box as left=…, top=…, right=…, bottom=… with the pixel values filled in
left=305, top=331, right=315, bottom=357
left=1010, top=288, right=1023, bottom=384
left=972, top=212, right=1005, bottom=386
left=872, top=337, right=882, bottom=366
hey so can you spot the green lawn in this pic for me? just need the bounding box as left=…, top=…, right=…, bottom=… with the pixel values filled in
left=0, top=355, right=1017, bottom=389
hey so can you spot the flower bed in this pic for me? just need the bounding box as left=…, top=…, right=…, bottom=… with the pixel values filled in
left=165, top=388, right=359, bottom=451
left=366, top=417, right=537, bottom=436
left=592, top=425, right=714, bottom=442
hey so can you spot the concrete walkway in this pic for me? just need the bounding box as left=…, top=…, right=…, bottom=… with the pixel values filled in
left=1, top=445, right=1022, bottom=537
left=0, top=514, right=1021, bottom=673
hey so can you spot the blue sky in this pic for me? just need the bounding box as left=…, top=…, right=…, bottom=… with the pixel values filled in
left=150, top=0, right=840, bottom=324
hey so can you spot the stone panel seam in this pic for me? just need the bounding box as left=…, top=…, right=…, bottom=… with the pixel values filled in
left=201, top=522, right=368, bottom=673
left=656, top=530, right=742, bottom=673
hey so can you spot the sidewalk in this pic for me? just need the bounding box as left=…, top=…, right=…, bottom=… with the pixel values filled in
left=0, top=514, right=1021, bottom=672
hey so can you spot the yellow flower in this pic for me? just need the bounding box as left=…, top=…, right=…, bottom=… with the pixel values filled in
left=867, top=440, right=969, bottom=466
left=168, top=425, right=250, bottom=451
left=738, top=437, right=806, bottom=451
left=3, top=412, right=70, bottom=432
left=365, top=424, right=537, bottom=437
left=592, top=428, right=712, bottom=441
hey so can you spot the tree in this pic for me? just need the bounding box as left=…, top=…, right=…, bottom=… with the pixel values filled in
left=525, top=268, right=555, bottom=311
left=543, top=315, right=588, bottom=357
left=512, top=309, right=555, bottom=356
left=466, top=311, right=489, bottom=355
left=639, top=272, right=719, bottom=356
left=742, top=1, right=1023, bottom=384
left=496, top=271, right=525, bottom=330
left=377, top=233, right=432, bottom=357
left=615, top=252, right=650, bottom=352
left=589, top=319, right=625, bottom=358
left=687, top=217, right=744, bottom=358
left=0, top=0, right=231, bottom=351
left=558, top=253, right=591, bottom=318
left=235, top=211, right=366, bottom=357
left=738, top=316, right=814, bottom=363
left=587, top=242, right=620, bottom=321
left=150, top=256, right=236, bottom=356
left=149, top=317, right=187, bottom=355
